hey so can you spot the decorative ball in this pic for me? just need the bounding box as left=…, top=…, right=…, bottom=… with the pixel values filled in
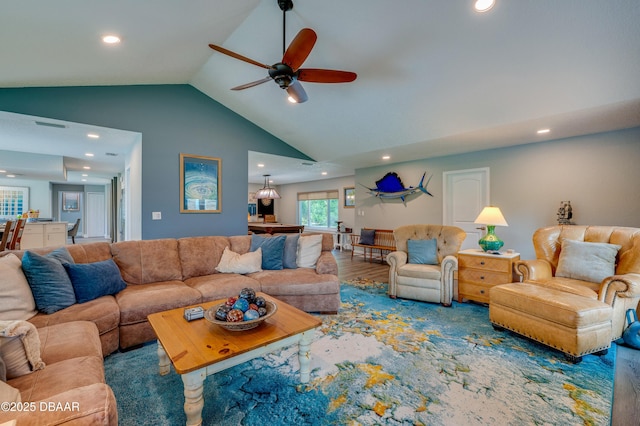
left=226, top=309, right=244, bottom=322
left=215, top=305, right=231, bottom=321
left=255, top=296, right=266, bottom=308
left=243, top=309, right=260, bottom=321
left=258, top=307, right=267, bottom=317
left=225, top=296, right=237, bottom=307
left=239, top=288, right=256, bottom=303
left=249, top=303, right=259, bottom=312
left=232, top=298, right=249, bottom=312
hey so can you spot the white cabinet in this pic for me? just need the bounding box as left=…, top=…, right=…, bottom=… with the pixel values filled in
left=20, top=222, right=68, bottom=249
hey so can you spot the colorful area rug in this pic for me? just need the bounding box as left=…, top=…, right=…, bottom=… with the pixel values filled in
left=104, top=280, right=615, bottom=425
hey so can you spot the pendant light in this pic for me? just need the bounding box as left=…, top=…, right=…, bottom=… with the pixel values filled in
left=255, top=174, right=281, bottom=199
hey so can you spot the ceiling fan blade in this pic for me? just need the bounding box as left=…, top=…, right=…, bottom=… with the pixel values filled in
left=286, top=81, right=308, bottom=103
left=282, top=28, right=317, bottom=72
left=297, top=68, right=357, bottom=83
left=209, top=44, right=272, bottom=70
left=231, top=77, right=272, bottom=91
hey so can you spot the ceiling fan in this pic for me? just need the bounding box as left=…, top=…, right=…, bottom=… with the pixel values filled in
left=208, top=0, right=357, bottom=103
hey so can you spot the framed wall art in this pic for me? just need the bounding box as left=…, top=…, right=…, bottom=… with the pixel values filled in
left=180, top=153, right=221, bottom=213
left=344, top=187, right=355, bottom=208
left=62, top=192, right=80, bottom=211
left=0, top=186, right=29, bottom=218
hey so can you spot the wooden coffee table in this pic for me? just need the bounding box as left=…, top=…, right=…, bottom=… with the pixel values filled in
left=147, top=293, right=322, bottom=426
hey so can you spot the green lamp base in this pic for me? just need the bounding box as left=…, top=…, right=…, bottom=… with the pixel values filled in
left=478, top=225, right=504, bottom=252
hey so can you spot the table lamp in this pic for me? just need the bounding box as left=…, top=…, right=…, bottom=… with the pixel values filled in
left=474, top=206, right=508, bottom=252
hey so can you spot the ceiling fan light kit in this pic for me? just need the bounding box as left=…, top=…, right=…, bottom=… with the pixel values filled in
left=208, top=0, right=356, bottom=104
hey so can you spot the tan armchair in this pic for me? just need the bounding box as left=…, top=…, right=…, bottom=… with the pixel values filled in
left=387, top=224, right=466, bottom=306
left=514, top=225, right=640, bottom=340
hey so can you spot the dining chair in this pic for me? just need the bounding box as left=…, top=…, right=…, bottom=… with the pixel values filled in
left=0, top=220, right=14, bottom=251
left=68, top=218, right=81, bottom=244
left=6, top=219, right=26, bottom=250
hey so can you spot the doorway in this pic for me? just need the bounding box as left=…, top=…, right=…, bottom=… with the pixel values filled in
left=443, top=167, right=490, bottom=250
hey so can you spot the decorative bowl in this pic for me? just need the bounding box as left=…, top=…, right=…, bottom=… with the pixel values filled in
left=204, top=300, right=277, bottom=331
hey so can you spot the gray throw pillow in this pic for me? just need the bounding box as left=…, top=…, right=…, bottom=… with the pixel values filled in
left=283, top=234, right=300, bottom=269
left=359, top=229, right=376, bottom=245
left=556, top=239, right=621, bottom=283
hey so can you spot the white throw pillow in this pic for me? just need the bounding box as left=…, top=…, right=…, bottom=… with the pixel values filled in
left=297, top=234, right=323, bottom=268
left=215, top=247, right=262, bottom=274
left=0, top=254, right=37, bottom=321
left=556, top=239, right=621, bottom=283
left=0, top=380, right=21, bottom=404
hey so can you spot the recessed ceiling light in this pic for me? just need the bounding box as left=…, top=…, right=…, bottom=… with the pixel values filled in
left=474, top=0, right=495, bottom=12
left=102, top=35, right=121, bottom=44
left=82, top=174, right=88, bottom=177
left=87, top=133, right=100, bottom=139
left=6, top=174, right=15, bottom=178
left=382, top=155, right=391, bottom=160
left=83, top=166, right=91, bottom=170
left=321, top=172, right=328, bottom=176
left=537, top=128, right=551, bottom=134
left=0, top=170, right=6, bottom=173
left=85, top=153, right=94, bottom=157
left=257, top=163, right=265, bottom=168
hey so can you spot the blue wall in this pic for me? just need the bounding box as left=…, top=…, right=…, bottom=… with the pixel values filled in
left=0, top=85, right=311, bottom=239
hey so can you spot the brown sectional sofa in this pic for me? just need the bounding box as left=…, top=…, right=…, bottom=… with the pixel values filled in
left=1, top=233, right=338, bottom=425
left=10, top=233, right=339, bottom=355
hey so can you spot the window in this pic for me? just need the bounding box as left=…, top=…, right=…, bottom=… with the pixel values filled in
left=298, top=190, right=339, bottom=229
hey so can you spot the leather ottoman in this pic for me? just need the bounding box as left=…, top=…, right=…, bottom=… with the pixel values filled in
left=489, top=282, right=612, bottom=363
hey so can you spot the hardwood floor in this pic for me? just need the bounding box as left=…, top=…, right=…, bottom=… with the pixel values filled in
left=332, top=249, right=640, bottom=425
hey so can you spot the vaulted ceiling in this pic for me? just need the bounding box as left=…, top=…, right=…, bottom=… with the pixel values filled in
left=1, top=0, right=639, bottom=184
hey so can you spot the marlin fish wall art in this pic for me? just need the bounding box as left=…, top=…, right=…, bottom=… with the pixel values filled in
left=360, top=171, right=433, bottom=205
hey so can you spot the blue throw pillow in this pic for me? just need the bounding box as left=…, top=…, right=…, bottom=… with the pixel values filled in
left=407, top=238, right=438, bottom=265
left=250, top=234, right=286, bottom=270
left=63, top=259, right=127, bottom=304
left=359, top=229, right=376, bottom=245
left=21, top=248, right=76, bottom=314
left=283, top=234, right=300, bottom=269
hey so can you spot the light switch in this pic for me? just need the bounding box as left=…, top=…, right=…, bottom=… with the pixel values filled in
left=152, top=212, right=162, bottom=220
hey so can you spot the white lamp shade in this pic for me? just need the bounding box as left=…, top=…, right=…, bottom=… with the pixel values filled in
left=474, top=206, right=508, bottom=227
left=255, top=187, right=281, bottom=199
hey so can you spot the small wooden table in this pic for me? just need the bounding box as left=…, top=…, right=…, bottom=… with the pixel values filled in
left=147, top=294, right=322, bottom=426
left=248, top=223, right=304, bottom=234
left=457, top=249, right=520, bottom=304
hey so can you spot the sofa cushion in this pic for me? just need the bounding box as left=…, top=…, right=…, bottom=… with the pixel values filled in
left=250, top=234, right=286, bottom=270
left=115, top=281, right=202, bottom=325
left=0, top=253, right=37, bottom=321
left=215, top=247, right=262, bottom=274
left=254, top=269, right=340, bottom=296
left=283, top=234, right=300, bottom=269
left=178, top=236, right=230, bottom=280
left=407, top=238, right=438, bottom=264
left=185, top=274, right=260, bottom=301
left=8, top=355, right=105, bottom=403
left=111, top=239, right=183, bottom=285
left=0, top=320, right=45, bottom=379
left=37, top=321, right=103, bottom=365
left=359, top=229, right=375, bottom=245
left=21, top=248, right=76, bottom=314
left=297, top=234, right=323, bottom=268
left=556, top=239, right=621, bottom=283
left=397, top=263, right=442, bottom=280
left=64, top=259, right=127, bottom=303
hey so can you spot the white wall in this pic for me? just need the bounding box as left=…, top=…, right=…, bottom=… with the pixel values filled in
left=353, top=127, right=640, bottom=259
left=0, top=178, right=52, bottom=219
left=277, top=176, right=357, bottom=232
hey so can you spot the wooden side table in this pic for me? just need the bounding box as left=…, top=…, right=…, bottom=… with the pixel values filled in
left=457, top=249, right=520, bottom=304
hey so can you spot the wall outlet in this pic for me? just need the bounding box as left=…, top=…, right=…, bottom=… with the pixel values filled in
left=152, top=212, right=162, bottom=220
